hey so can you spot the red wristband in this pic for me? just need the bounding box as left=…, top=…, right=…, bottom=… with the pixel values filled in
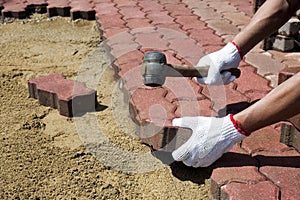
left=231, top=41, right=243, bottom=59
left=229, top=114, right=250, bottom=136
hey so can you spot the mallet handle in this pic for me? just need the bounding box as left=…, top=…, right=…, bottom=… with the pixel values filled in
left=166, top=64, right=241, bottom=78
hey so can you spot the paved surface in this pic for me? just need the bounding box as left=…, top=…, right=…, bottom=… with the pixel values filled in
left=2, top=0, right=300, bottom=199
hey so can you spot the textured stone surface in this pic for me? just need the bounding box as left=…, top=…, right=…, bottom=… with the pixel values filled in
left=13, top=0, right=300, bottom=199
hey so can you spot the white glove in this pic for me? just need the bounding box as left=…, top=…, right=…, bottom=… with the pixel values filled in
left=196, top=42, right=242, bottom=85
left=172, top=114, right=248, bottom=167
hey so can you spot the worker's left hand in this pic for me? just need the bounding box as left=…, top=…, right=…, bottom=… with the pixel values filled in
left=172, top=114, right=247, bottom=167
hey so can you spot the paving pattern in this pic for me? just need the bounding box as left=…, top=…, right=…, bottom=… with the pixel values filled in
left=2, top=0, right=300, bottom=199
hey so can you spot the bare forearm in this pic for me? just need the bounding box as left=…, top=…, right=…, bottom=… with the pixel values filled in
left=234, top=72, right=300, bottom=133
left=233, top=0, right=298, bottom=55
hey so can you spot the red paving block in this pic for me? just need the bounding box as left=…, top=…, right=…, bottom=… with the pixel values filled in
left=93, top=3, right=118, bottom=16
left=188, top=28, right=224, bottom=46
left=70, top=2, right=95, bottom=20
left=174, top=99, right=214, bottom=117
left=254, top=150, right=300, bottom=195
left=137, top=124, right=192, bottom=151
left=96, top=13, right=126, bottom=29
left=134, top=32, right=169, bottom=50
left=2, top=2, right=27, bottom=19
left=221, top=181, right=279, bottom=200
left=175, top=15, right=206, bottom=31
left=155, top=23, right=184, bottom=32
left=242, top=126, right=292, bottom=154
left=278, top=66, right=300, bottom=84
left=281, top=188, right=300, bottom=200
left=118, top=6, right=145, bottom=20
left=118, top=63, right=146, bottom=92
left=47, top=0, right=70, bottom=17
left=164, top=77, right=204, bottom=101
left=203, top=44, right=225, bottom=54
left=114, top=50, right=144, bottom=67
left=159, top=0, right=181, bottom=5
left=224, top=0, right=253, bottom=17
left=101, top=27, right=130, bottom=39
left=210, top=146, right=265, bottom=199
left=105, top=31, right=135, bottom=46
left=164, top=3, right=194, bottom=17
left=202, top=84, right=250, bottom=113
left=234, top=65, right=272, bottom=100
left=138, top=0, right=164, bottom=13
left=146, top=11, right=175, bottom=25
left=125, top=18, right=153, bottom=29
left=114, top=0, right=137, bottom=8
left=129, top=87, right=177, bottom=125
left=110, top=42, right=141, bottom=60
left=168, top=38, right=205, bottom=61
left=26, top=0, right=47, bottom=5
left=28, top=73, right=96, bottom=117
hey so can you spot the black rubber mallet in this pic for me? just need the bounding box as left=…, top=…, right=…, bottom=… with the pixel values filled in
left=142, top=51, right=241, bottom=86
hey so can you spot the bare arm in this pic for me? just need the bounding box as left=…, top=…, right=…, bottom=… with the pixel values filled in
left=234, top=72, right=300, bottom=133
left=234, top=0, right=299, bottom=55
left=232, top=0, right=300, bottom=133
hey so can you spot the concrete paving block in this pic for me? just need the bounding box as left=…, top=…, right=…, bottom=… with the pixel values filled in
left=254, top=150, right=300, bottom=190
left=242, top=126, right=291, bottom=154
left=129, top=87, right=177, bottom=124
left=70, top=1, right=95, bottom=21
left=278, top=17, right=300, bottom=36
left=47, top=0, right=71, bottom=17
left=273, top=35, right=295, bottom=52
left=137, top=123, right=192, bottom=152
left=2, top=3, right=27, bottom=19
left=221, top=181, right=279, bottom=200
left=28, top=73, right=96, bottom=117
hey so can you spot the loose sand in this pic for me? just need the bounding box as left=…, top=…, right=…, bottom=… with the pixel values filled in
left=0, top=14, right=211, bottom=199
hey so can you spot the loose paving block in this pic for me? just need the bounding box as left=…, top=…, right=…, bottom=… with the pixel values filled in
left=28, top=73, right=96, bottom=117
left=281, top=123, right=300, bottom=152
left=278, top=17, right=300, bottom=37
left=137, top=123, right=192, bottom=152
left=273, top=35, right=295, bottom=52
left=278, top=67, right=300, bottom=151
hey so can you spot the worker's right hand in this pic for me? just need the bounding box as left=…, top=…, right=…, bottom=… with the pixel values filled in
left=172, top=114, right=248, bottom=167
left=196, top=42, right=242, bottom=85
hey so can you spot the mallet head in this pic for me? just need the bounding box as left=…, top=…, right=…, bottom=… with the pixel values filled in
left=142, top=52, right=167, bottom=87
